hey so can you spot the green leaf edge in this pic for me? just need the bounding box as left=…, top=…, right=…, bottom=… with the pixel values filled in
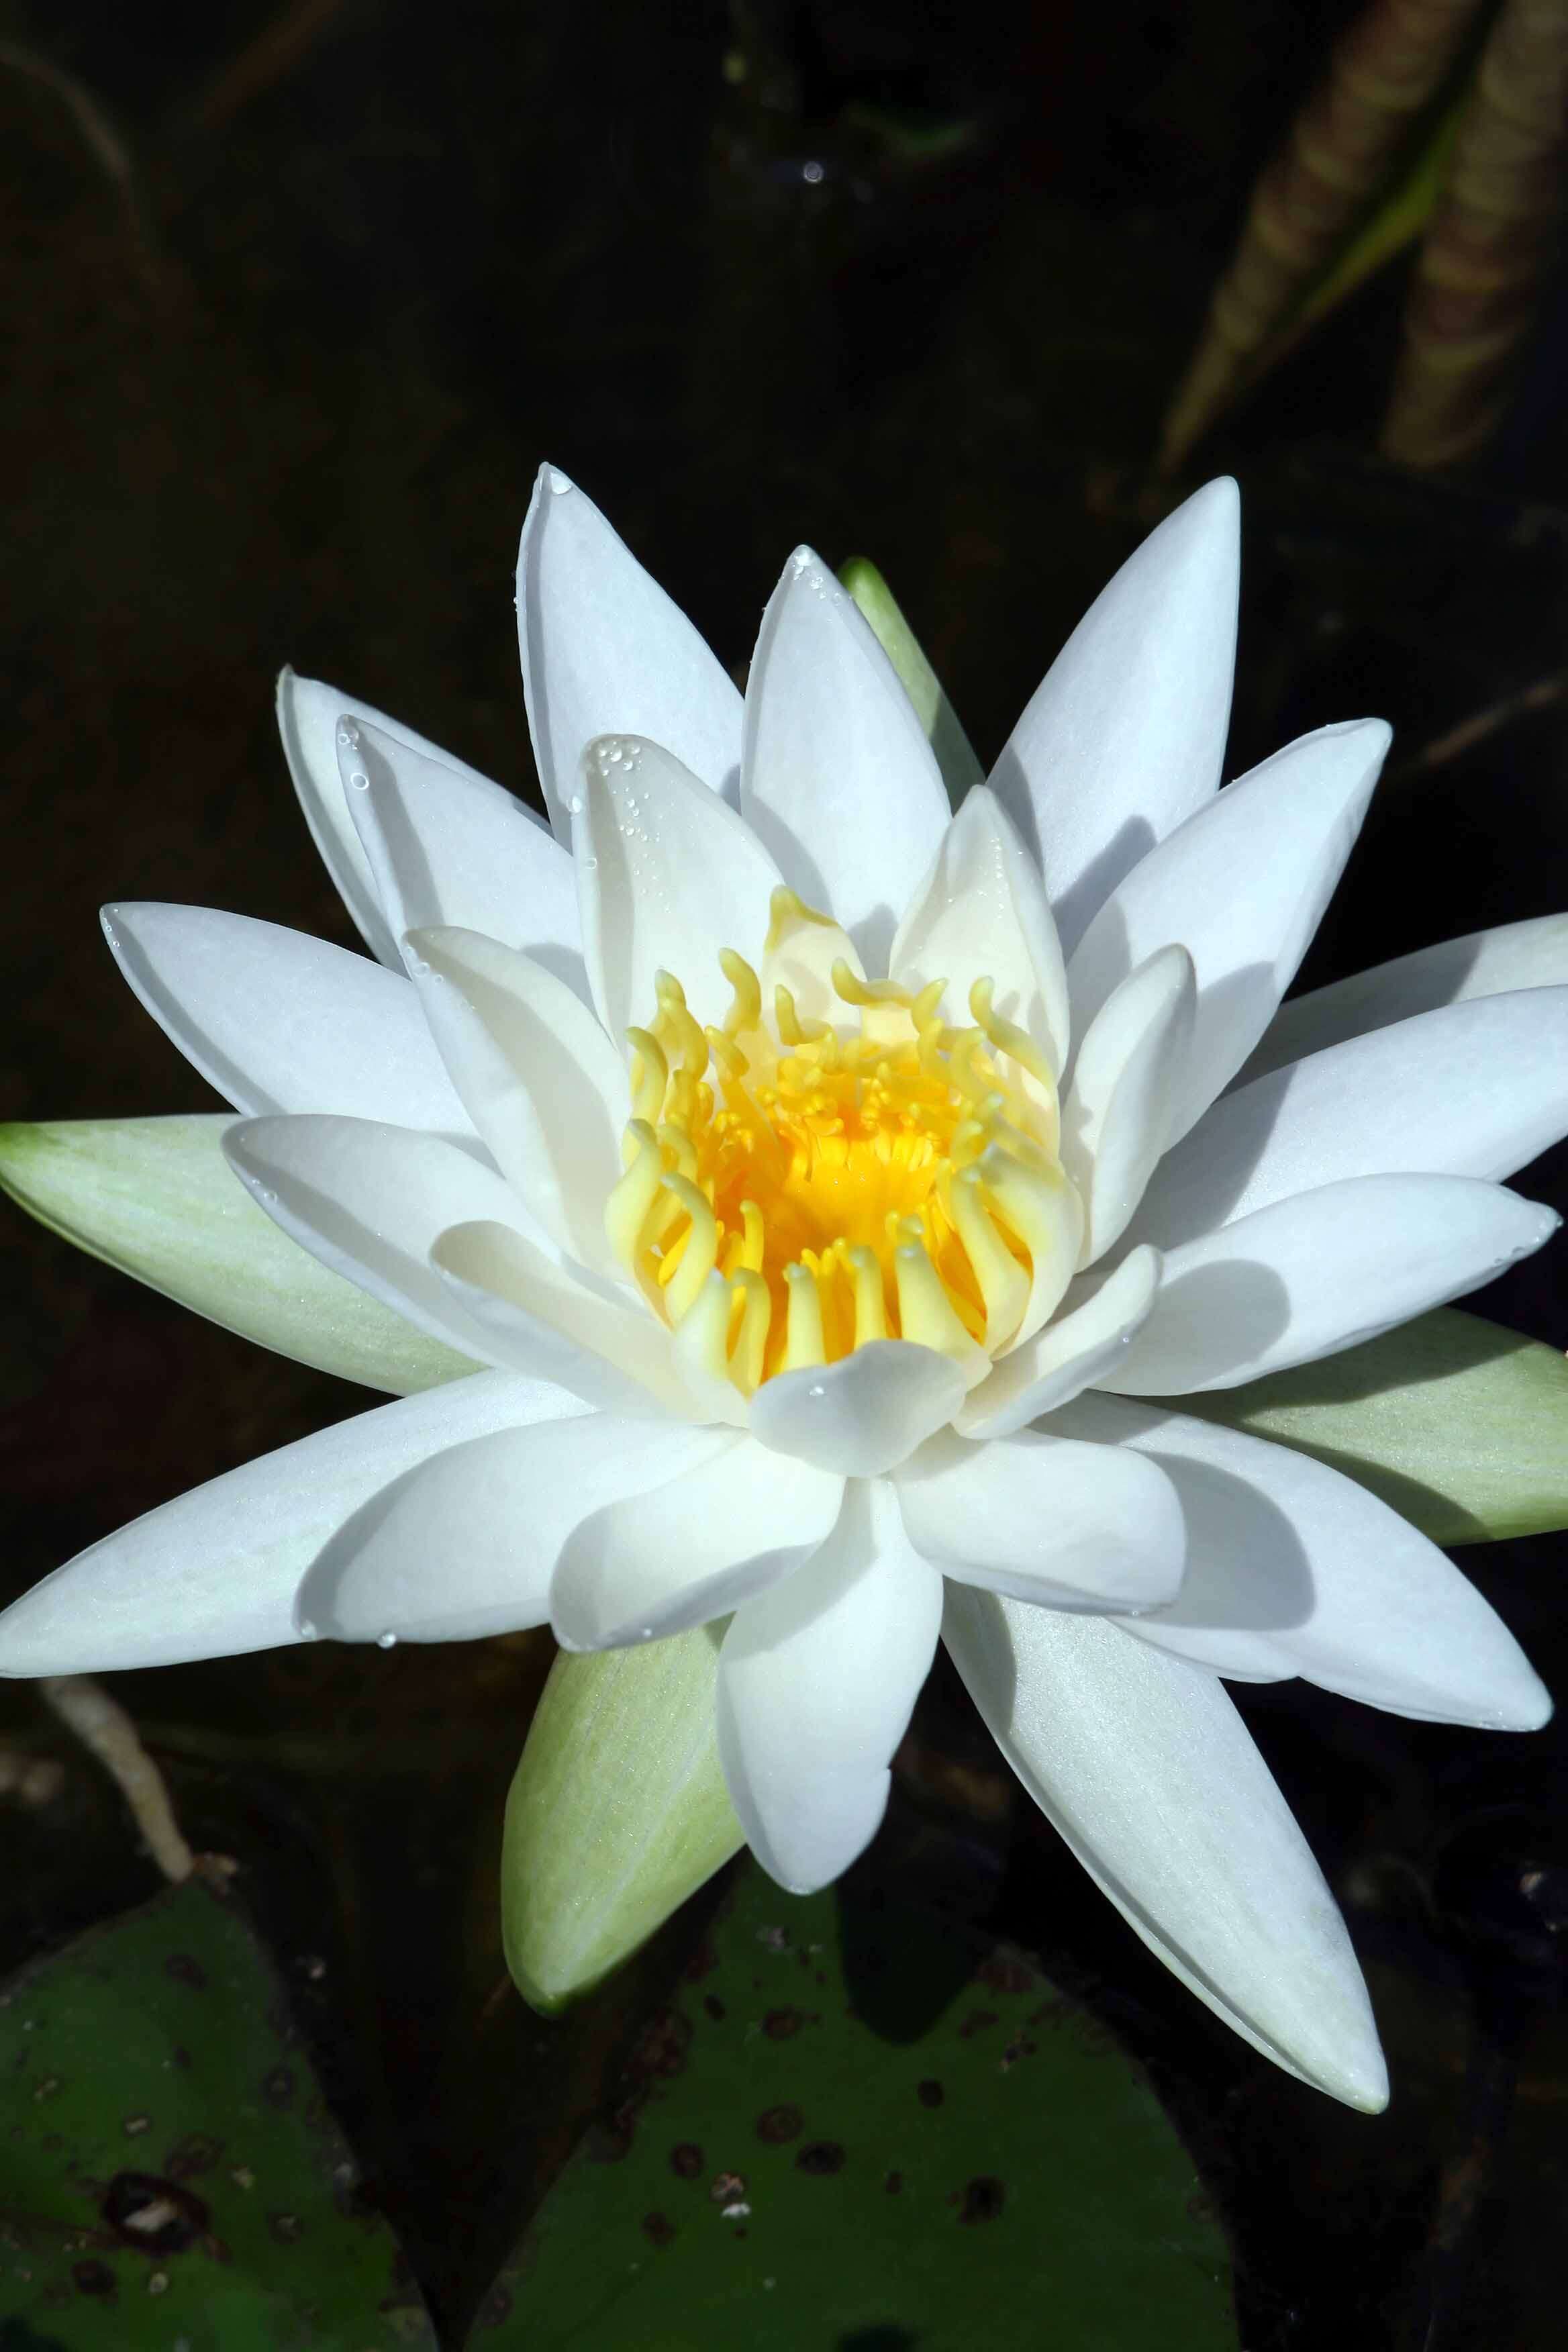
left=1157, top=1307, right=1568, bottom=1547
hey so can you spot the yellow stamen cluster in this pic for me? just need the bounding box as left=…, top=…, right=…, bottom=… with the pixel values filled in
left=605, top=891, right=1083, bottom=1399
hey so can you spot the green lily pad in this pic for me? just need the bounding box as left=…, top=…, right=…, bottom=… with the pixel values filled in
left=1165, top=1308, right=1568, bottom=1546
left=0, top=1875, right=436, bottom=2349
left=0, top=1117, right=475, bottom=1398
left=477, top=1863, right=1235, bottom=2350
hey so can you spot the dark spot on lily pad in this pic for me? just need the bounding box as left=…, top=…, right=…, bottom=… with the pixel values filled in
left=165, top=2133, right=222, bottom=2179
left=756, top=2104, right=803, bottom=2143
left=101, top=2173, right=208, bottom=2257
left=959, top=2175, right=1006, bottom=2224
left=72, top=2258, right=115, bottom=2298
left=917, top=2078, right=944, bottom=2107
left=669, top=2143, right=703, bottom=2178
left=795, top=2141, right=845, bottom=2175
left=884, top=2169, right=903, bottom=2194
left=703, top=1994, right=726, bottom=2022
left=641, top=2211, right=676, bottom=2249
left=709, top=2171, right=746, bottom=2203
left=763, top=2007, right=803, bottom=2039
left=162, top=1954, right=207, bottom=1990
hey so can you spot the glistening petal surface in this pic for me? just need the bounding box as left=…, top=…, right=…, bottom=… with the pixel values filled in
left=989, top=479, right=1239, bottom=954
left=518, top=464, right=743, bottom=836
left=103, top=903, right=469, bottom=1133
left=0, top=1374, right=577, bottom=1675
left=1242, top=913, right=1568, bottom=1084
left=958, top=1247, right=1161, bottom=1437
left=1066, top=719, right=1389, bottom=1140
left=718, top=1481, right=943, bottom=1893
left=895, top=1428, right=1185, bottom=1612
left=742, top=548, right=950, bottom=966
left=301, top=1412, right=720, bottom=1647
left=575, top=734, right=784, bottom=1040
left=1131, top=988, right=1568, bottom=1251
left=747, top=1342, right=967, bottom=1476
left=340, top=718, right=585, bottom=999
left=889, top=785, right=1071, bottom=1081
left=1107, top=1175, right=1557, bottom=1395
left=1060, top=946, right=1196, bottom=1265
left=942, top=1590, right=1387, bottom=2108
left=550, top=1437, right=843, bottom=1650
left=1055, top=1394, right=1552, bottom=1727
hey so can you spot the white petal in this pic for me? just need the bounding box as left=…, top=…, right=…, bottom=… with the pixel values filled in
left=102, top=904, right=469, bottom=1134
left=741, top=548, right=950, bottom=966
left=1067, top=719, right=1389, bottom=1141
left=431, top=1220, right=693, bottom=1416
left=1060, top=946, right=1196, bottom=1265
left=224, top=1113, right=548, bottom=1365
left=338, top=718, right=585, bottom=998
left=550, top=1436, right=843, bottom=1649
left=747, top=1341, right=966, bottom=1476
left=405, top=927, right=626, bottom=1271
left=717, top=1480, right=942, bottom=1892
left=1106, top=1175, right=1558, bottom=1396
left=1052, top=1393, right=1553, bottom=1728
left=989, top=480, right=1239, bottom=955
left=894, top=1428, right=1185, bottom=1612
left=942, top=1590, right=1387, bottom=2106
left=1131, top=988, right=1568, bottom=1252
left=0, top=1372, right=577, bottom=1675
left=958, top=1247, right=1162, bottom=1438
left=518, top=464, right=743, bottom=839
left=277, top=668, right=492, bottom=969
left=576, top=734, right=783, bottom=1039
left=299, top=1410, right=713, bottom=1646
left=1242, top=914, right=1568, bottom=1085
left=889, top=785, right=1070, bottom=1082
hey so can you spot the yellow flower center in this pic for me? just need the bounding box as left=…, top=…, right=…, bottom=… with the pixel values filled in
left=605, top=890, right=1083, bottom=1398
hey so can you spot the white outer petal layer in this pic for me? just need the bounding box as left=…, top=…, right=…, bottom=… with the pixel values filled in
left=989, top=479, right=1239, bottom=955
left=1050, top=1394, right=1552, bottom=1728
left=942, top=1589, right=1388, bottom=2108
left=718, top=1480, right=943, bottom=1893
left=518, top=464, right=743, bottom=836
left=0, top=1373, right=581, bottom=1675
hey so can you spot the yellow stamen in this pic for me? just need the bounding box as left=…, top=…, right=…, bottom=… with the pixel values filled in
left=659, top=1174, right=720, bottom=1322
left=782, top=1262, right=826, bottom=1371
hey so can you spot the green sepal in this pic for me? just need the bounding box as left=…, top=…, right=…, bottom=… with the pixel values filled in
left=0, top=1114, right=477, bottom=1395
left=502, top=1630, right=744, bottom=2012
left=1162, top=1308, right=1568, bottom=1547
left=839, top=556, right=983, bottom=807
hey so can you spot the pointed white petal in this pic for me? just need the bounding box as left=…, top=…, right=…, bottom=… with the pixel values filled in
left=958, top=1247, right=1161, bottom=1438
left=0, top=1373, right=576, bottom=1675
left=1131, top=988, right=1568, bottom=1252
left=277, top=668, right=487, bottom=968
left=894, top=1428, right=1184, bottom=1612
left=989, top=481, right=1240, bottom=955
left=943, top=1589, right=1387, bottom=2106
left=1051, top=1393, right=1553, bottom=1728
left=430, top=1220, right=693, bottom=1416
left=741, top=547, right=950, bottom=966
left=889, top=785, right=1071, bottom=1082
left=1106, top=1175, right=1558, bottom=1396
left=748, top=1341, right=966, bottom=1476
left=518, top=464, right=743, bottom=838
left=550, top=1436, right=843, bottom=1649
left=0, top=1114, right=477, bottom=1395
left=102, top=903, right=469, bottom=1133
left=576, top=733, right=783, bottom=1040
left=300, top=1409, right=711, bottom=1646
left=1067, top=720, right=1389, bottom=1140
left=224, top=1113, right=548, bottom=1365
left=405, top=927, right=626, bottom=1271
left=338, top=718, right=585, bottom=997
left=1060, top=946, right=1196, bottom=1265
left=717, top=1480, right=942, bottom=1892
left=1242, top=914, right=1568, bottom=1085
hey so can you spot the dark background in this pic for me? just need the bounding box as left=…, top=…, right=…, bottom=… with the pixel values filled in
left=2, top=1, right=1567, bottom=2344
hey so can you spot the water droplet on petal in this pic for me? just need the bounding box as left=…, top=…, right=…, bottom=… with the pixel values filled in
left=346, top=770, right=370, bottom=791
left=568, top=793, right=585, bottom=816
left=376, top=1631, right=398, bottom=1651
left=298, top=1619, right=319, bottom=1643
left=547, top=467, right=573, bottom=496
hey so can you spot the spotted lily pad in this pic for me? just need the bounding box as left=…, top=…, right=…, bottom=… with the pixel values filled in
left=475, top=1863, right=1236, bottom=2349
left=0, top=1875, right=435, bottom=2349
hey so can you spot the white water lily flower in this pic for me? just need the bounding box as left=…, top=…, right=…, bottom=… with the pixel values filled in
left=5, top=467, right=1567, bottom=2114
